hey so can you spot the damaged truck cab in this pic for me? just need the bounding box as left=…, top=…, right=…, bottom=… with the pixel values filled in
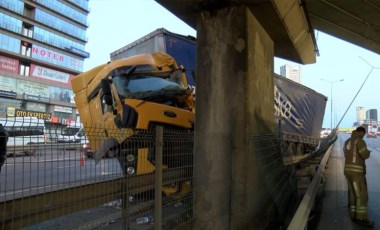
left=71, top=52, right=195, bottom=182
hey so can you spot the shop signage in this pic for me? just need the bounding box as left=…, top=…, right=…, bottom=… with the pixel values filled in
left=54, top=105, right=72, bottom=113
left=32, top=46, right=64, bottom=62
left=17, top=80, right=50, bottom=98
left=30, top=64, right=72, bottom=86
left=0, top=76, right=17, bottom=92
left=0, top=55, right=19, bottom=74
left=32, top=44, right=83, bottom=71
left=15, top=109, right=51, bottom=119
left=23, top=94, right=50, bottom=103
left=0, top=90, right=17, bottom=98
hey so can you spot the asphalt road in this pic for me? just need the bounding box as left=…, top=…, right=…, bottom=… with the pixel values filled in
left=0, top=149, right=122, bottom=200
left=314, top=133, right=380, bottom=230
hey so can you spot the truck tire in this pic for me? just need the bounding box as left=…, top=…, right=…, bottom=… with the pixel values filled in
left=287, top=142, right=296, bottom=156
left=296, top=143, right=305, bottom=155
left=281, top=141, right=296, bottom=156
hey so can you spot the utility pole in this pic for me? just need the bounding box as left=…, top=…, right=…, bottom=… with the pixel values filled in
left=321, top=78, right=344, bottom=130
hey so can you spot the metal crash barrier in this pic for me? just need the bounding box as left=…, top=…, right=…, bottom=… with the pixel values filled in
left=287, top=145, right=333, bottom=229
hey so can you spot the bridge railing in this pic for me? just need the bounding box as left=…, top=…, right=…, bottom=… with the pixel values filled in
left=287, top=132, right=337, bottom=229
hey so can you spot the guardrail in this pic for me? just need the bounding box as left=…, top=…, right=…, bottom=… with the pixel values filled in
left=7, top=143, right=83, bottom=156
left=287, top=144, right=333, bottom=229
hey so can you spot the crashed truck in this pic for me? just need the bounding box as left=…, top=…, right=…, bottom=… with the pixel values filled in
left=274, top=74, right=327, bottom=158
left=111, top=28, right=327, bottom=159
left=71, top=52, right=195, bottom=198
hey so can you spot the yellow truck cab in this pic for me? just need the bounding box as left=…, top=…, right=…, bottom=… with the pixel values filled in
left=71, top=52, right=195, bottom=182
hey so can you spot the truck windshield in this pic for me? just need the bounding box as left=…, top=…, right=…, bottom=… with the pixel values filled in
left=113, top=71, right=187, bottom=100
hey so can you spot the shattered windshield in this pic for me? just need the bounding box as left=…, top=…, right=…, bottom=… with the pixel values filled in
left=113, top=69, right=187, bottom=100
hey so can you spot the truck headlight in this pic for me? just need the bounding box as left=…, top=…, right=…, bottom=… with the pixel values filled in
left=126, top=154, right=135, bottom=162
left=127, top=167, right=135, bottom=175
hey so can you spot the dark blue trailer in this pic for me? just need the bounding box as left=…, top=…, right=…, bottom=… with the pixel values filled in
left=111, top=29, right=327, bottom=160
left=110, top=28, right=197, bottom=87
left=274, top=73, right=327, bottom=159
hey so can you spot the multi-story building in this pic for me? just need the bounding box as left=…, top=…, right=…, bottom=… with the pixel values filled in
left=366, top=109, right=378, bottom=123
left=356, top=106, right=366, bottom=122
left=280, top=64, right=301, bottom=83
left=0, top=0, right=89, bottom=130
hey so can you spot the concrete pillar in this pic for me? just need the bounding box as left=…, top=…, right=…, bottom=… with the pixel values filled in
left=194, top=6, right=275, bottom=229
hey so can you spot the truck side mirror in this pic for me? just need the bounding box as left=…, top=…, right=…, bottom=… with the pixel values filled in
left=103, top=95, right=113, bottom=105
left=101, top=78, right=113, bottom=105
left=101, top=78, right=112, bottom=96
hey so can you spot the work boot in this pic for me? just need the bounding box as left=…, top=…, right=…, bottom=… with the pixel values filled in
left=355, top=219, right=374, bottom=228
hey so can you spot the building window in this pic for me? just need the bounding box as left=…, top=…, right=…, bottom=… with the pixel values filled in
left=35, top=9, right=86, bottom=41
left=36, top=0, right=88, bottom=25
left=21, top=41, right=32, bottom=57
left=19, top=62, right=30, bottom=76
left=0, top=12, right=22, bottom=34
left=22, top=24, right=33, bottom=38
left=0, top=0, right=24, bottom=15
left=0, top=34, right=20, bottom=54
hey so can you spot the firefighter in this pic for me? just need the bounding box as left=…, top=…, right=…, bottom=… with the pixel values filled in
left=343, top=130, right=356, bottom=207
left=344, top=126, right=374, bottom=227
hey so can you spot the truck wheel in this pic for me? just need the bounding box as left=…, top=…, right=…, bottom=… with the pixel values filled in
left=287, top=142, right=296, bottom=156
left=296, top=143, right=305, bottom=155
left=280, top=141, right=289, bottom=157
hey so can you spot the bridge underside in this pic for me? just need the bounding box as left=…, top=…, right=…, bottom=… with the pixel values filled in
left=155, top=0, right=380, bottom=229
left=157, top=0, right=380, bottom=61
left=306, top=0, right=380, bottom=56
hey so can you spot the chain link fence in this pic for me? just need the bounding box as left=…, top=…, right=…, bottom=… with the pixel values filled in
left=0, top=117, right=335, bottom=229
left=0, top=117, right=193, bottom=229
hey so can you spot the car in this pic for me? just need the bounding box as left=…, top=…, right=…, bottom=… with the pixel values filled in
left=320, top=128, right=331, bottom=138
left=367, top=132, right=377, bottom=138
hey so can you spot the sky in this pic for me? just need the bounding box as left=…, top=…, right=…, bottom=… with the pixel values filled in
left=84, top=0, right=380, bottom=129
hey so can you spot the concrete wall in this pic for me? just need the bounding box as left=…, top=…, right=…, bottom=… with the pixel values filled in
left=193, top=5, right=276, bottom=229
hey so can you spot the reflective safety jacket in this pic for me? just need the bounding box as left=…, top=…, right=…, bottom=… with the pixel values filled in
left=344, top=133, right=370, bottom=175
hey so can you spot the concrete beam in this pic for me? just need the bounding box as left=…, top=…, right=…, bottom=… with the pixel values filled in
left=155, top=0, right=317, bottom=64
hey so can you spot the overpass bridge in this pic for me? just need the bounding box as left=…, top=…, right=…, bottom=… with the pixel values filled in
left=153, top=0, right=380, bottom=228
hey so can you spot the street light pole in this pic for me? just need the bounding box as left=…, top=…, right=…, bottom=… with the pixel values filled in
left=321, top=78, right=344, bottom=130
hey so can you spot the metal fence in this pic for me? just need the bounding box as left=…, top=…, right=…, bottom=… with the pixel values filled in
left=0, top=117, right=335, bottom=229
left=0, top=118, right=193, bottom=230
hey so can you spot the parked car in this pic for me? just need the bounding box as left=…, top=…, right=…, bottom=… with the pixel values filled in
left=367, top=125, right=377, bottom=138
left=320, top=128, right=331, bottom=138
left=367, top=132, right=377, bottom=138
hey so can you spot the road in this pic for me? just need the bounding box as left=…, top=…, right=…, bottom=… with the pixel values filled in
left=341, top=133, right=380, bottom=224
left=0, top=149, right=123, bottom=200
left=362, top=133, right=380, bottom=226
left=314, top=133, right=380, bottom=230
